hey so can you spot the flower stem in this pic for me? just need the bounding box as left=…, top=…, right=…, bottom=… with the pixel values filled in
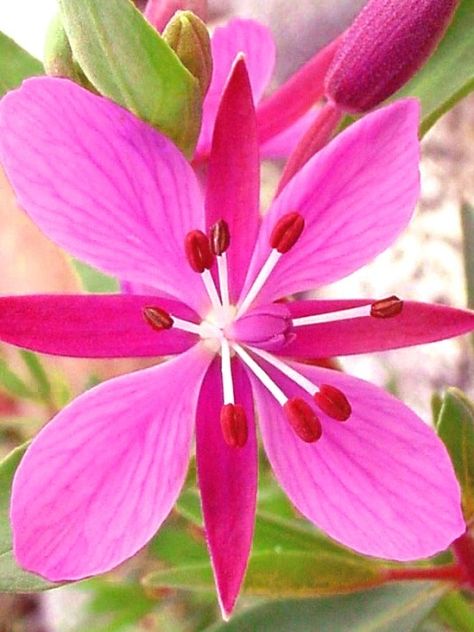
left=384, top=564, right=464, bottom=584
left=452, top=530, right=474, bottom=588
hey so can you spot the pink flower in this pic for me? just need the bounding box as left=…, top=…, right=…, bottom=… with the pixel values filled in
left=0, top=63, right=472, bottom=617
left=194, top=18, right=339, bottom=160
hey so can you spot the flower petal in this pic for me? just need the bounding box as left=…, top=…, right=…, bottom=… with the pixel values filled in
left=250, top=360, right=464, bottom=560
left=196, top=18, right=275, bottom=156
left=240, top=99, right=420, bottom=307
left=281, top=299, right=474, bottom=358
left=196, top=357, right=257, bottom=618
left=0, top=294, right=198, bottom=357
left=206, top=58, right=260, bottom=301
left=11, top=345, right=213, bottom=580
left=260, top=108, right=319, bottom=159
left=0, top=78, right=208, bottom=313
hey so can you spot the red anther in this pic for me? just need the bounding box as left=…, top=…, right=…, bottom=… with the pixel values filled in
left=185, top=230, right=214, bottom=272
left=283, top=397, right=322, bottom=443
left=270, top=212, right=305, bottom=254
left=370, top=296, right=403, bottom=319
left=314, top=384, right=352, bottom=422
left=143, top=306, right=174, bottom=330
left=210, top=219, right=230, bottom=256
left=220, top=403, right=248, bottom=448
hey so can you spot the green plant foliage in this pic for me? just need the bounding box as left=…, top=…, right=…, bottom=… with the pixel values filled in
left=72, top=259, right=119, bottom=293
left=0, top=31, right=43, bottom=97
left=436, top=387, right=474, bottom=525
left=59, top=0, right=202, bottom=155
left=203, top=582, right=448, bottom=632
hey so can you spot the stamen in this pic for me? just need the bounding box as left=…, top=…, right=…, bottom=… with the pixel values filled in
left=236, top=249, right=281, bottom=317
left=185, top=230, right=214, bottom=273
left=143, top=307, right=173, bottom=330
left=220, top=338, right=234, bottom=404
left=232, top=343, right=287, bottom=405
left=314, top=384, right=351, bottom=422
left=283, top=398, right=322, bottom=443
left=210, top=220, right=230, bottom=256
left=237, top=213, right=305, bottom=317
left=292, top=297, right=403, bottom=328
left=217, top=254, right=230, bottom=310
left=143, top=307, right=202, bottom=335
left=202, top=269, right=223, bottom=312
left=249, top=346, right=352, bottom=421
left=220, top=403, right=248, bottom=448
left=270, top=212, right=305, bottom=254
left=370, top=296, right=403, bottom=318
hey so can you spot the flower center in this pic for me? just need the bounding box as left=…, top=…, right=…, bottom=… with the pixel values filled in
left=143, top=216, right=404, bottom=449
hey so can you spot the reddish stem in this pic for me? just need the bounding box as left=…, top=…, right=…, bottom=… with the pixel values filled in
left=256, top=35, right=342, bottom=145
left=277, top=101, right=343, bottom=194
left=452, top=530, right=474, bottom=588
left=384, top=564, right=464, bottom=584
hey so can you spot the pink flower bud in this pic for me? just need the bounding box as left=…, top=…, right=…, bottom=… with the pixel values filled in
left=325, top=0, right=459, bottom=113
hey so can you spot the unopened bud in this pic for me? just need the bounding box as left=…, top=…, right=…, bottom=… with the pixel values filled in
left=163, top=11, right=212, bottom=96
left=44, top=14, right=94, bottom=90
left=325, top=0, right=459, bottom=113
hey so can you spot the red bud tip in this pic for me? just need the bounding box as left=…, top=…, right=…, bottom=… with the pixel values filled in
left=220, top=403, right=248, bottom=448
left=210, top=219, right=230, bottom=256
left=284, top=398, right=322, bottom=443
left=314, top=384, right=351, bottom=422
left=370, top=296, right=403, bottom=319
left=325, top=0, right=459, bottom=113
left=270, top=212, right=305, bottom=254
left=143, top=306, right=174, bottom=330
left=185, top=229, right=214, bottom=273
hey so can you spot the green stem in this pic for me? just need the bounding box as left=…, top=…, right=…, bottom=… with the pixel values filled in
left=436, top=591, right=474, bottom=632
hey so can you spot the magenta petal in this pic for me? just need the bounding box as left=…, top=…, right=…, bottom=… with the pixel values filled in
left=250, top=360, right=464, bottom=560
left=282, top=299, right=474, bottom=358
left=260, top=108, right=319, bottom=159
left=0, top=78, right=208, bottom=313
left=196, top=358, right=257, bottom=618
left=11, top=345, right=213, bottom=580
left=206, top=58, right=260, bottom=300
left=241, top=99, right=420, bottom=307
left=0, top=294, right=198, bottom=357
left=196, top=18, right=275, bottom=156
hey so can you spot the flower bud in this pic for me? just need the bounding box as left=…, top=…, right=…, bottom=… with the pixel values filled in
left=325, top=0, right=459, bottom=113
left=163, top=10, right=212, bottom=96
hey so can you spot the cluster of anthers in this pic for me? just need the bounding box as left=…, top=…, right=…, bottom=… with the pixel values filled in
left=143, top=212, right=403, bottom=449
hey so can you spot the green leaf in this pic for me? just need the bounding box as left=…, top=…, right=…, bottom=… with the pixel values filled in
left=203, top=582, right=447, bottom=632
left=436, top=388, right=474, bottom=524
left=0, top=31, right=43, bottom=97
left=143, top=550, right=384, bottom=598
left=435, top=591, right=474, bottom=632
left=20, top=351, right=52, bottom=402
left=72, top=259, right=119, bottom=293
left=59, top=0, right=202, bottom=155
left=0, top=358, right=36, bottom=400
left=0, top=443, right=57, bottom=591
left=396, top=0, right=474, bottom=135
left=461, top=202, right=474, bottom=310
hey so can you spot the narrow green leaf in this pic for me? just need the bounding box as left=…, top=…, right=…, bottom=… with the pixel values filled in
left=20, top=351, right=52, bottom=402
left=72, top=259, right=119, bottom=293
left=0, top=358, right=36, bottom=400
left=59, top=0, right=202, bottom=155
left=0, top=443, right=57, bottom=591
left=203, top=582, right=447, bottom=632
left=0, top=31, right=43, bottom=97
left=436, top=388, right=474, bottom=524
left=461, top=202, right=474, bottom=310
left=435, top=591, right=474, bottom=632
left=143, top=550, right=384, bottom=598
left=396, top=0, right=474, bottom=135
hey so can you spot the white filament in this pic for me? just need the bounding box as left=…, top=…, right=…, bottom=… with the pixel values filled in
left=236, top=249, right=281, bottom=317
left=292, top=304, right=372, bottom=327
left=220, top=338, right=235, bottom=404
left=217, top=253, right=230, bottom=310
left=171, top=316, right=203, bottom=335
left=232, top=343, right=287, bottom=406
left=248, top=346, right=319, bottom=396
left=202, top=269, right=223, bottom=314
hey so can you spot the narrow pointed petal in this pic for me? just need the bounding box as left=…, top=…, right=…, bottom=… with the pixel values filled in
left=282, top=299, right=474, bottom=358
left=196, top=357, right=257, bottom=618
left=0, top=294, right=199, bottom=357
left=0, top=78, right=208, bottom=313
left=260, top=108, right=319, bottom=159
left=206, top=58, right=260, bottom=300
left=250, top=360, right=464, bottom=560
left=11, top=345, right=212, bottom=580
left=196, top=18, right=275, bottom=156
left=241, top=99, right=420, bottom=307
